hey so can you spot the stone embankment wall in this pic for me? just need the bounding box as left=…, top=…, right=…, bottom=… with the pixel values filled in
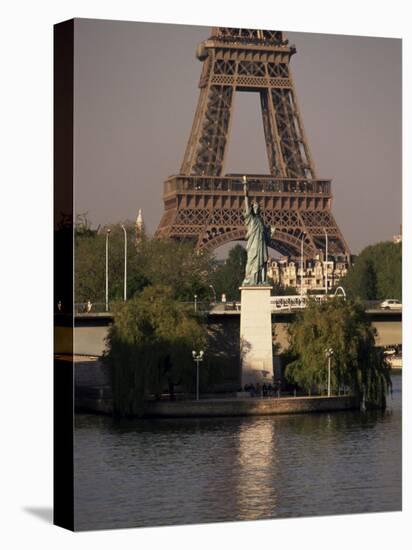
left=144, top=395, right=359, bottom=418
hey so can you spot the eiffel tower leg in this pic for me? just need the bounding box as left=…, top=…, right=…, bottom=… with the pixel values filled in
left=180, top=84, right=234, bottom=177
left=180, top=86, right=210, bottom=175
left=296, top=211, right=318, bottom=257
left=260, top=89, right=287, bottom=177
left=270, top=87, right=316, bottom=179
left=299, top=209, right=351, bottom=258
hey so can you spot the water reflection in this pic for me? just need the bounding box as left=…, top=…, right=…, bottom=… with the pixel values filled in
left=74, top=374, right=401, bottom=530
left=235, top=419, right=278, bottom=520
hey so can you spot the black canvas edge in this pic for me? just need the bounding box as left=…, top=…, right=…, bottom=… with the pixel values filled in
left=53, top=18, right=75, bottom=531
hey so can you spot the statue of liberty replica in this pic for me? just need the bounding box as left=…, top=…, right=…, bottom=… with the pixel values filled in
left=239, top=176, right=274, bottom=387
left=242, top=176, right=271, bottom=285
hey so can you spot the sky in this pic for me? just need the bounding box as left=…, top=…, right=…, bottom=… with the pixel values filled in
left=74, top=18, right=401, bottom=255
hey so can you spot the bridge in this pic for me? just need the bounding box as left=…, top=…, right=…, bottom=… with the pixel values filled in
left=210, top=304, right=401, bottom=352
left=55, top=305, right=402, bottom=357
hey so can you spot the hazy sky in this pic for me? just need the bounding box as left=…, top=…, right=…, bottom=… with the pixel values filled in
left=74, top=19, right=401, bottom=254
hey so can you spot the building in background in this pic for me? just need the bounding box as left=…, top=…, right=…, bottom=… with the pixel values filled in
left=267, top=256, right=348, bottom=293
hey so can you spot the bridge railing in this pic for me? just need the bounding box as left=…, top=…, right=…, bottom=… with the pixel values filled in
left=73, top=301, right=212, bottom=315
left=70, top=297, right=398, bottom=317
left=74, top=302, right=108, bottom=314
left=270, top=295, right=329, bottom=311
left=214, top=295, right=331, bottom=313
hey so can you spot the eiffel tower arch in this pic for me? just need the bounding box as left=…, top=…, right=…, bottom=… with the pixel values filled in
left=155, top=27, right=350, bottom=260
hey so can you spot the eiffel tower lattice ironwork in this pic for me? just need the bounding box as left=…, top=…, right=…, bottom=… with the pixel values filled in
left=155, top=27, right=350, bottom=259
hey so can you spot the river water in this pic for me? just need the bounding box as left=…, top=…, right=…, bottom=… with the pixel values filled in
left=74, top=374, right=401, bottom=531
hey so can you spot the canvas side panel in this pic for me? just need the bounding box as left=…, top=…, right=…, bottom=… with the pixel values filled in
left=53, top=18, right=75, bottom=532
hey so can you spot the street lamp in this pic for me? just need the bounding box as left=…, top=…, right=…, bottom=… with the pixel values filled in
left=300, top=232, right=306, bottom=296
left=323, top=228, right=328, bottom=296
left=194, top=294, right=198, bottom=313
left=121, top=224, right=127, bottom=301
left=325, top=348, right=334, bottom=397
left=192, top=350, right=204, bottom=400
left=105, top=228, right=111, bottom=312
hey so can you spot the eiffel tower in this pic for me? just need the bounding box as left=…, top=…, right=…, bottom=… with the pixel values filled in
left=155, top=27, right=350, bottom=260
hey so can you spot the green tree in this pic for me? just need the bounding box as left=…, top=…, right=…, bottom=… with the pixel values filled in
left=271, top=281, right=298, bottom=296
left=210, top=244, right=247, bottom=301
left=284, top=299, right=391, bottom=409
left=135, top=239, right=213, bottom=301
left=104, top=285, right=208, bottom=416
left=75, top=221, right=146, bottom=304
left=340, top=256, right=377, bottom=300
left=75, top=220, right=214, bottom=304
left=341, top=241, right=401, bottom=301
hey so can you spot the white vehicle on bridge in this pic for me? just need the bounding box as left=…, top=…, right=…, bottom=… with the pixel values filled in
left=380, top=299, right=402, bottom=310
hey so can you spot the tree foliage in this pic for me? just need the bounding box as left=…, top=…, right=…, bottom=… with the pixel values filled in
left=75, top=221, right=214, bottom=304
left=75, top=221, right=146, bottom=304
left=284, top=299, right=391, bottom=409
left=341, top=241, right=401, bottom=301
left=135, top=239, right=213, bottom=301
left=104, top=285, right=208, bottom=416
left=271, top=282, right=298, bottom=296
left=209, top=244, right=247, bottom=301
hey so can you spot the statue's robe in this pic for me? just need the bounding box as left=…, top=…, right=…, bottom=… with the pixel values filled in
left=242, top=206, right=269, bottom=285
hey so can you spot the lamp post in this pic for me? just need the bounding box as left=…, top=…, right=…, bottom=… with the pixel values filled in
left=192, top=350, right=204, bottom=400
left=194, top=294, right=198, bottom=313
left=105, top=228, right=111, bottom=312
left=325, top=348, right=334, bottom=397
left=300, top=232, right=306, bottom=296
left=323, top=228, right=328, bottom=296
left=121, top=224, right=127, bottom=301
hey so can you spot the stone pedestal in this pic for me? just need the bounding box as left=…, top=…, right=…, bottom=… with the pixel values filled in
left=239, top=285, right=273, bottom=388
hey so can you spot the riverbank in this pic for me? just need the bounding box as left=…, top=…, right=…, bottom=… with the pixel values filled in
left=75, top=389, right=359, bottom=418
left=143, top=394, right=359, bottom=418
left=76, top=394, right=359, bottom=418
left=72, top=354, right=360, bottom=418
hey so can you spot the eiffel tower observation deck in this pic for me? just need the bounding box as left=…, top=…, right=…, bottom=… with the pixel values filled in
left=155, top=27, right=350, bottom=260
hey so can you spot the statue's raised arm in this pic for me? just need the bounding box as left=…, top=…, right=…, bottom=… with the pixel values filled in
left=243, top=175, right=250, bottom=213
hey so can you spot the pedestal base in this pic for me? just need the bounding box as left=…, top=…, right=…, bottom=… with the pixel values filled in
left=239, top=285, right=273, bottom=388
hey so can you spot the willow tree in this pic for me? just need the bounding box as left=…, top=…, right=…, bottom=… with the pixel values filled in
left=284, top=299, right=391, bottom=409
left=104, top=285, right=207, bottom=417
